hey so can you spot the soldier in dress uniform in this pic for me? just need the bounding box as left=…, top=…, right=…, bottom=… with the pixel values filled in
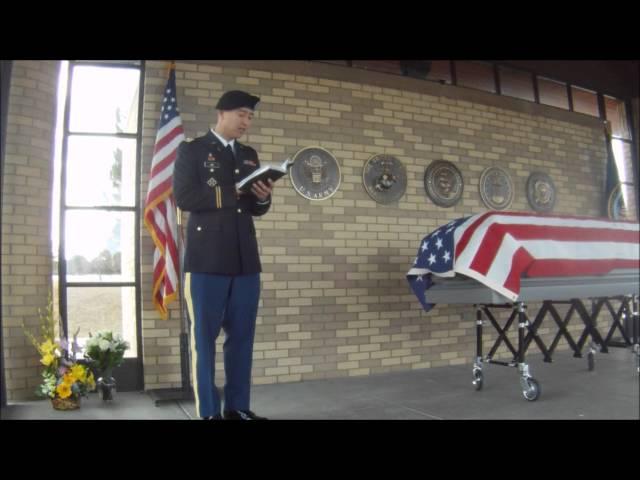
left=173, top=90, right=274, bottom=420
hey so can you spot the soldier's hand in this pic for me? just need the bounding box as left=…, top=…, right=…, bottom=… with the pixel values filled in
left=251, top=179, right=274, bottom=201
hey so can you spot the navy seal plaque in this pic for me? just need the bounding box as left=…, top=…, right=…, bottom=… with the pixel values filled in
left=423, top=160, right=464, bottom=208
left=526, top=172, right=556, bottom=212
left=479, top=166, right=514, bottom=210
left=289, top=146, right=341, bottom=200
left=363, top=154, right=407, bottom=204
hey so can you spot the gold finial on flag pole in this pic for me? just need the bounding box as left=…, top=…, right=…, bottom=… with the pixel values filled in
left=166, top=60, right=176, bottom=78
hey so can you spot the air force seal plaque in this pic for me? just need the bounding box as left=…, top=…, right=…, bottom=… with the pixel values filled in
left=479, top=166, right=514, bottom=210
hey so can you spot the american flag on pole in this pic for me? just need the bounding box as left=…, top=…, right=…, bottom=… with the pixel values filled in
left=407, top=211, right=640, bottom=311
left=143, top=64, right=185, bottom=319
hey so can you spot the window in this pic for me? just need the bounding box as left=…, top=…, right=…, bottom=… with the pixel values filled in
left=427, top=60, right=452, bottom=84
left=605, top=95, right=631, bottom=140
left=455, top=61, right=496, bottom=93
left=69, top=66, right=139, bottom=134
left=610, top=139, right=638, bottom=220
left=538, top=77, right=569, bottom=110
left=498, top=66, right=534, bottom=101
left=54, top=61, right=143, bottom=369
left=571, top=86, right=599, bottom=117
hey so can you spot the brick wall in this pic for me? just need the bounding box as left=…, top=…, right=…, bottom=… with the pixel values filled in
left=140, top=61, right=608, bottom=391
left=1, top=61, right=59, bottom=400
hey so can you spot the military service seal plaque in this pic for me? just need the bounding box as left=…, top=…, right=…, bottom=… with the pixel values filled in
left=362, top=154, right=407, bottom=204
left=479, top=166, right=514, bottom=210
left=608, top=182, right=636, bottom=221
left=526, top=171, right=556, bottom=212
left=289, top=146, right=341, bottom=201
left=423, top=160, right=464, bottom=208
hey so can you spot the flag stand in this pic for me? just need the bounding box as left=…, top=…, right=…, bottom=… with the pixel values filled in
left=149, top=207, right=194, bottom=406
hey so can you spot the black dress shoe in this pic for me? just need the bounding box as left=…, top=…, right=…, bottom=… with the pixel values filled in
left=202, top=414, right=223, bottom=420
left=223, top=409, right=268, bottom=420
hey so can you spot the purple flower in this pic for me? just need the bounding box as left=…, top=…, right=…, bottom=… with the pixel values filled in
left=59, top=338, right=69, bottom=351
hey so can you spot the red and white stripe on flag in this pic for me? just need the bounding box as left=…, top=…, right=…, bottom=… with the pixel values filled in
left=453, top=211, right=640, bottom=301
left=143, top=63, right=185, bottom=319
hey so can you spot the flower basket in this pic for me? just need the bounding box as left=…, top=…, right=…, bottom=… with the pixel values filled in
left=51, top=395, right=81, bottom=411
left=23, top=292, right=96, bottom=405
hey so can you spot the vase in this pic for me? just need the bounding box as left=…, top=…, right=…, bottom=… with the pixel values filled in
left=98, top=372, right=116, bottom=402
left=51, top=395, right=81, bottom=410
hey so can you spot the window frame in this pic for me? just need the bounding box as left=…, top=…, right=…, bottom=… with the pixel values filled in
left=57, top=60, right=145, bottom=389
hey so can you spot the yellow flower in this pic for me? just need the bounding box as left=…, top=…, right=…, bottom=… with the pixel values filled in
left=56, top=382, right=72, bottom=399
left=62, top=373, right=75, bottom=386
left=41, top=353, right=55, bottom=366
left=70, top=364, right=85, bottom=381
left=86, top=372, right=96, bottom=390
left=39, top=339, right=56, bottom=356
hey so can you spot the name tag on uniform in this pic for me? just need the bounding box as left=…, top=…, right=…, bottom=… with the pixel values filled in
left=243, top=160, right=257, bottom=167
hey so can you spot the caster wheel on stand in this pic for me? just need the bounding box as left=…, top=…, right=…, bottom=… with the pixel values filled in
left=522, top=377, right=541, bottom=401
left=472, top=370, right=483, bottom=391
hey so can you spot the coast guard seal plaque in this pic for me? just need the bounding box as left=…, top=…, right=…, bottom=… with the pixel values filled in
left=608, top=182, right=636, bottom=221
left=526, top=172, right=556, bottom=212
left=289, top=146, right=341, bottom=201
left=479, top=166, right=514, bottom=210
left=423, top=160, right=463, bottom=208
left=363, top=154, right=407, bottom=204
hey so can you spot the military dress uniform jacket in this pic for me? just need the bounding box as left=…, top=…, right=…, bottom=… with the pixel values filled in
left=173, top=130, right=271, bottom=275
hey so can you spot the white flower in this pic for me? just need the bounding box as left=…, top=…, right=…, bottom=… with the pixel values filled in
left=98, top=339, right=111, bottom=351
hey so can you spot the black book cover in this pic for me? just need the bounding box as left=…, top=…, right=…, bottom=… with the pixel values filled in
left=236, top=157, right=294, bottom=192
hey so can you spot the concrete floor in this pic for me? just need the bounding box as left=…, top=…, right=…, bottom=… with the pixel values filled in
left=2, top=347, right=638, bottom=420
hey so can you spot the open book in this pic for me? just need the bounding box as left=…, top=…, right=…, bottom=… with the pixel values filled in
left=236, top=157, right=294, bottom=193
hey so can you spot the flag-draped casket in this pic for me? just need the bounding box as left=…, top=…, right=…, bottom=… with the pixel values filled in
left=407, top=211, right=640, bottom=311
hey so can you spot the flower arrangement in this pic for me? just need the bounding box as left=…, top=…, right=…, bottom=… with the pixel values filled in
left=23, top=293, right=96, bottom=409
left=84, top=330, right=129, bottom=375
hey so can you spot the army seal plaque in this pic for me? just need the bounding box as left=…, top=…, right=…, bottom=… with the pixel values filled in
left=423, top=160, right=464, bottom=208
left=362, top=154, right=407, bottom=204
left=289, top=146, right=341, bottom=201
left=608, top=182, right=636, bottom=221
left=479, top=166, right=514, bottom=210
left=526, top=172, right=556, bottom=212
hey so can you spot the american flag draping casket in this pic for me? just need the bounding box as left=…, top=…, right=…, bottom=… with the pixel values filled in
left=406, top=211, right=640, bottom=311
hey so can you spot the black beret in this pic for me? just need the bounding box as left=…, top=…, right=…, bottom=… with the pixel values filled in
left=215, top=90, right=260, bottom=111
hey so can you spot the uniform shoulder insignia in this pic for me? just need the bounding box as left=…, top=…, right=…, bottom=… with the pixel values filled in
left=238, top=143, right=256, bottom=154
left=185, top=137, right=194, bottom=143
